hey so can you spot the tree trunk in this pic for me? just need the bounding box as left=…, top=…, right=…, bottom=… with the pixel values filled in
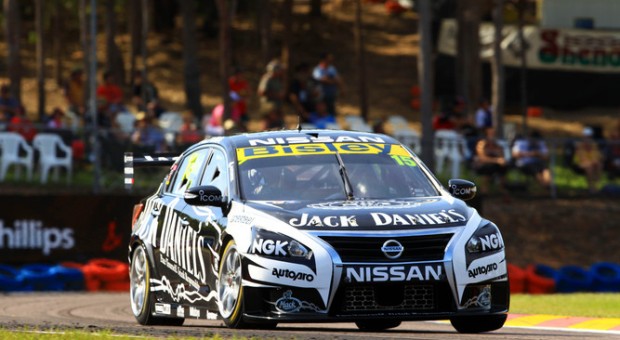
left=517, top=0, right=528, bottom=135
left=105, top=0, right=126, bottom=85
left=456, top=0, right=482, bottom=115
left=36, top=0, right=45, bottom=121
left=215, top=0, right=232, bottom=124
left=281, top=0, right=293, bottom=96
left=491, top=0, right=505, bottom=139
left=4, top=0, right=22, bottom=104
left=179, top=0, right=203, bottom=117
left=309, top=0, right=322, bottom=17
left=417, top=0, right=435, bottom=170
left=354, top=0, right=368, bottom=120
left=53, top=0, right=64, bottom=87
left=129, top=0, right=143, bottom=85
left=257, top=0, right=272, bottom=66
left=80, top=0, right=91, bottom=105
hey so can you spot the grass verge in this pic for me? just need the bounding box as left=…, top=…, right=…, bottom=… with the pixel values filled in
left=510, top=293, right=620, bottom=318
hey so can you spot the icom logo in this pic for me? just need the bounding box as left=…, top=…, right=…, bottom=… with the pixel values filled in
left=381, top=239, right=404, bottom=259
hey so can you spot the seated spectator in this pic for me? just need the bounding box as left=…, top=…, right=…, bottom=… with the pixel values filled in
left=574, top=127, right=604, bottom=193
left=309, top=101, right=335, bottom=129
left=47, top=107, right=68, bottom=129
left=512, top=130, right=552, bottom=188
left=473, top=127, right=507, bottom=194
left=206, top=93, right=242, bottom=137
left=8, top=105, right=36, bottom=142
left=177, top=111, right=203, bottom=148
left=96, top=71, right=125, bottom=113
left=131, top=112, right=166, bottom=153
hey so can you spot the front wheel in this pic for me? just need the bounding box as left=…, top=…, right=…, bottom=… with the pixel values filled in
left=355, top=320, right=401, bottom=331
left=450, top=314, right=507, bottom=333
left=130, top=244, right=184, bottom=326
left=218, top=240, right=247, bottom=328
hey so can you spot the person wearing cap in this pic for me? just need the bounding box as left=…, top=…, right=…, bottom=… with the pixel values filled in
left=574, top=126, right=603, bottom=194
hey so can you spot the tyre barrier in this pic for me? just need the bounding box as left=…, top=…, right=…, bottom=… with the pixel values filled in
left=507, top=263, right=526, bottom=293
left=0, top=258, right=129, bottom=292
left=525, top=264, right=556, bottom=294
left=556, top=265, right=594, bottom=293
left=590, top=262, right=620, bottom=292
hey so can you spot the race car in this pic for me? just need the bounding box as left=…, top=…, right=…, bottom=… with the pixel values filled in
left=127, top=129, right=509, bottom=333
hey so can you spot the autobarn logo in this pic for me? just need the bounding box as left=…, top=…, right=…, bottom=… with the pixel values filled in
left=272, top=268, right=315, bottom=282
left=345, top=264, right=443, bottom=283
left=468, top=263, right=498, bottom=279
left=289, top=213, right=358, bottom=227
left=478, top=233, right=504, bottom=251
left=251, top=238, right=288, bottom=256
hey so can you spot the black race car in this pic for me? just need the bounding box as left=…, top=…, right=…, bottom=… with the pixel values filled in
left=127, top=129, right=509, bottom=333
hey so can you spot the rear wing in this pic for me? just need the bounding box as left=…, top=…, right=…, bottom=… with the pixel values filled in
left=124, top=152, right=180, bottom=190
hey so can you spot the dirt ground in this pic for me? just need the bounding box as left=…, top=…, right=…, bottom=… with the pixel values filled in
left=2, top=2, right=619, bottom=269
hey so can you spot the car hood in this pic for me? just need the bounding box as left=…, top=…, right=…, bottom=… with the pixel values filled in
left=244, top=197, right=471, bottom=231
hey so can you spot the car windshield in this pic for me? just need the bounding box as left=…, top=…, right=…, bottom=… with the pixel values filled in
left=237, top=143, right=438, bottom=201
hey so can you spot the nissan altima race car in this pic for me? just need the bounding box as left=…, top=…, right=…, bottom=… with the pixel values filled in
left=127, top=129, right=509, bottom=333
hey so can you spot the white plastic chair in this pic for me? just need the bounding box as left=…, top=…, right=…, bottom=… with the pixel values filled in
left=159, top=112, right=183, bottom=147
left=0, top=132, right=34, bottom=181
left=434, top=129, right=469, bottom=178
left=115, top=112, right=136, bottom=134
left=32, top=133, right=73, bottom=184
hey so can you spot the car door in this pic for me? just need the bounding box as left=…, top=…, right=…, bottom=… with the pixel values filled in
left=181, top=147, right=230, bottom=310
left=153, top=147, right=211, bottom=303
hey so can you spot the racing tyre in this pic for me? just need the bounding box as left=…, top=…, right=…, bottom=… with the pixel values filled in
left=355, top=320, right=402, bottom=331
left=218, top=240, right=249, bottom=328
left=450, top=314, right=507, bottom=333
left=130, top=244, right=184, bottom=326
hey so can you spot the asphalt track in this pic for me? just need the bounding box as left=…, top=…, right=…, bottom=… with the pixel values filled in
left=0, top=292, right=618, bottom=339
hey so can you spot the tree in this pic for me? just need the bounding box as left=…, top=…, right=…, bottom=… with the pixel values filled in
left=417, top=0, right=435, bottom=170
left=281, top=0, right=293, bottom=95
left=257, top=0, right=272, bottom=66
left=105, top=0, right=126, bottom=85
left=455, top=0, right=483, bottom=115
left=215, top=0, right=232, bottom=124
left=36, top=0, right=45, bottom=121
left=491, top=0, right=505, bottom=139
left=179, top=0, right=203, bottom=117
left=309, top=0, right=322, bottom=17
left=4, top=0, right=22, bottom=103
left=129, top=0, right=143, bottom=84
left=354, top=0, right=368, bottom=120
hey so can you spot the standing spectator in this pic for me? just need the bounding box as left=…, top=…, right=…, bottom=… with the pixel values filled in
left=0, top=84, right=20, bottom=124
left=228, top=66, right=250, bottom=128
left=257, top=59, right=286, bottom=120
left=475, top=98, right=493, bottom=133
left=512, top=130, right=553, bottom=188
left=8, top=105, right=36, bottom=142
left=131, top=70, right=159, bottom=112
left=289, top=62, right=320, bottom=122
left=473, top=127, right=507, bottom=194
left=64, top=67, right=86, bottom=117
left=96, top=71, right=125, bottom=113
left=574, top=127, right=604, bottom=193
left=312, top=52, right=345, bottom=116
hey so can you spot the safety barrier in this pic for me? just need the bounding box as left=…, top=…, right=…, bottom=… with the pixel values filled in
left=0, top=258, right=129, bottom=292
left=509, top=262, right=620, bottom=294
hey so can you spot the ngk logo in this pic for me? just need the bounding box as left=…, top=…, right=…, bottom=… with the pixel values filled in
left=251, top=238, right=288, bottom=256
left=0, top=219, right=75, bottom=255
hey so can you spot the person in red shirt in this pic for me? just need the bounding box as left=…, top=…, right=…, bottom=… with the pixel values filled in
left=96, top=71, right=125, bottom=112
left=8, top=105, right=36, bottom=142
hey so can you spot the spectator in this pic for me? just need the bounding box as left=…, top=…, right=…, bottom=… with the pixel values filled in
left=96, top=71, right=125, bottom=113
left=312, top=52, right=345, bottom=115
left=131, top=70, right=159, bottom=112
left=177, top=111, right=203, bottom=147
left=206, top=93, right=242, bottom=137
left=289, top=62, right=320, bottom=122
left=228, top=66, right=250, bottom=127
left=0, top=84, right=20, bottom=124
left=64, top=67, right=86, bottom=117
left=433, top=96, right=464, bottom=131
left=47, top=107, right=67, bottom=129
left=574, top=127, right=604, bottom=193
left=257, top=59, right=286, bottom=118
left=309, top=101, right=335, bottom=129
left=131, top=112, right=166, bottom=153
left=512, top=130, right=552, bottom=188
left=606, top=119, right=620, bottom=179
left=475, top=97, right=493, bottom=133
left=8, top=105, right=36, bottom=142
left=473, top=127, right=507, bottom=194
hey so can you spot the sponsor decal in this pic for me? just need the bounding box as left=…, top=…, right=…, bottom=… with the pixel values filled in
left=450, top=184, right=476, bottom=196
left=229, top=215, right=254, bottom=225
left=269, top=290, right=325, bottom=313
left=289, top=213, right=358, bottom=228
left=237, top=141, right=410, bottom=164
left=381, top=239, right=404, bottom=259
left=463, top=286, right=492, bottom=309
left=0, top=219, right=74, bottom=256
left=197, top=189, right=222, bottom=203
left=371, top=209, right=466, bottom=226
left=189, top=306, right=200, bottom=318
left=345, top=264, right=443, bottom=283
left=176, top=306, right=185, bottom=318
left=248, top=135, right=386, bottom=146
left=468, top=263, right=499, bottom=279
left=251, top=238, right=288, bottom=256
left=479, top=232, right=504, bottom=251
left=150, top=276, right=217, bottom=304
left=155, top=303, right=171, bottom=315
left=308, top=200, right=430, bottom=210
left=272, top=268, right=315, bottom=282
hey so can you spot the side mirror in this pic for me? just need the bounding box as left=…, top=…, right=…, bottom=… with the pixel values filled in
left=184, top=185, right=226, bottom=207
left=448, top=179, right=477, bottom=201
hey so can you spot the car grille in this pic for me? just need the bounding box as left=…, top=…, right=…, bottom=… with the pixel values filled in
left=318, top=234, right=453, bottom=262
left=343, top=284, right=434, bottom=311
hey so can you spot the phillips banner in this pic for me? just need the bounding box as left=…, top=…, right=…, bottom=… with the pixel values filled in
left=0, top=194, right=141, bottom=265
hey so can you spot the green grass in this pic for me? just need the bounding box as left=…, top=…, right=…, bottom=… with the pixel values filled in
left=511, top=293, right=620, bottom=318
left=0, top=328, right=255, bottom=340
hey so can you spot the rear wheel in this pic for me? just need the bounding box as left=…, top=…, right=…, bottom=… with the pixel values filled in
left=130, top=244, right=184, bottom=326
left=450, top=314, right=507, bottom=333
left=355, top=320, right=402, bottom=331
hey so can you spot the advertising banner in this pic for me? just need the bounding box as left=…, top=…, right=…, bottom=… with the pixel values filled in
left=438, top=19, right=620, bottom=74
left=0, top=194, right=142, bottom=265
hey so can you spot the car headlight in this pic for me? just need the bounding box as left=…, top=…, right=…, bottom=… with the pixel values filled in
left=250, top=228, right=313, bottom=260
left=465, top=222, right=504, bottom=254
